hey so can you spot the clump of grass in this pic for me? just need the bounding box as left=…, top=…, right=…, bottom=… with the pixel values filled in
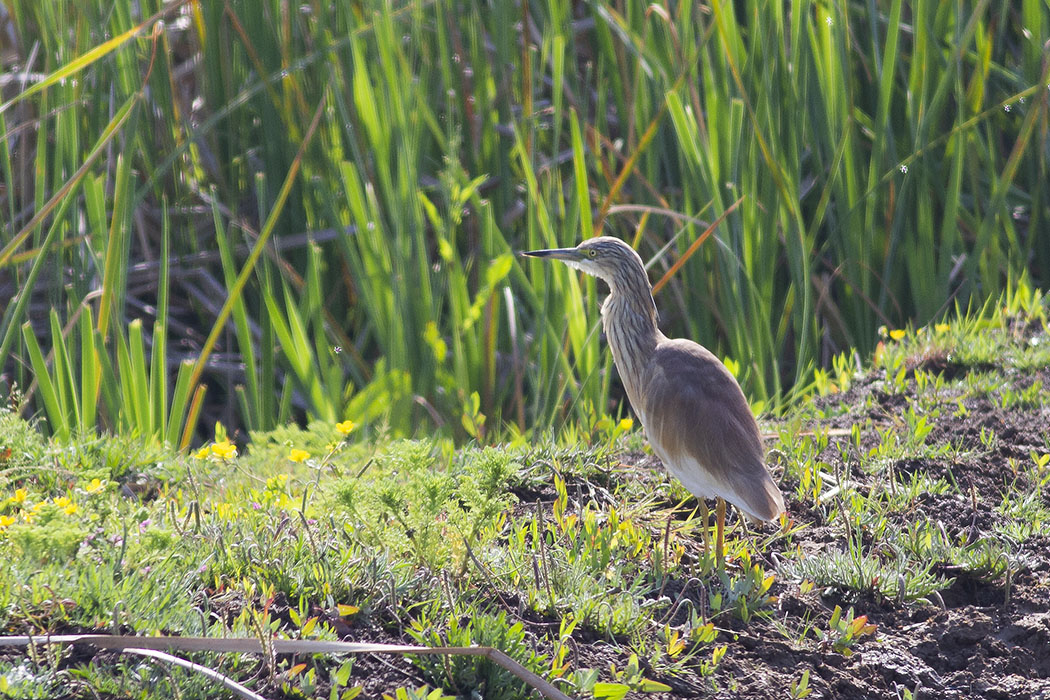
left=331, top=441, right=519, bottom=572
left=780, top=546, right=948, bottom=604
left=0, top=401, right=48, bottom=468
left=407, top=609, right=549, bottom=700
left=4, top=502, right=87, bottom=562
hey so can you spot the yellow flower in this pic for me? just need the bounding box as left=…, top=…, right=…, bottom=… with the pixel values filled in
left=23, top=503, right=44, bottom=523
left=935, top=323, right=950, bottom=334
left=210, top=440, right=237, bottom=460
left=85, top=478, right=105, bottom=494
left=54, top=496, right=72, bottom=508
left=618, top=418, right=634, bottom=431
left=889, top=329, right=906, bottom=341
left=288, top=449, right=310, bottom=463
left=194, top=446, right=211, bottom=459
left=336, top=420, right=355, bottom=436
left=10, top=488, right=27, bottom=504
left=63, top=502, right=79, bottom=515
left=0, top=514, right=15, bottom=529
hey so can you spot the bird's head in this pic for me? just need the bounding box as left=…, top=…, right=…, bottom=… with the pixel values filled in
left=519, top=236, right=645, bottom=287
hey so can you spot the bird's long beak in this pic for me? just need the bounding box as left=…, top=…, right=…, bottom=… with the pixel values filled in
left=519, top=247, right=583, bottom=261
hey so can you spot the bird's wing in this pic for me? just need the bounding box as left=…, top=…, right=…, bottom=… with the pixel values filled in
left=638, top=338, right=785, bottom=521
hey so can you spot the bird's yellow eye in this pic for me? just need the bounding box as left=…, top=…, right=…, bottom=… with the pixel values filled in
left=587, top=249, right=598, bottom=258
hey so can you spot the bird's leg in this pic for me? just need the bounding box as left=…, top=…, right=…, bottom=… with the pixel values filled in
left=699, top=499, right=711, bottom=558
left=715, top=497, right=726, bottom=568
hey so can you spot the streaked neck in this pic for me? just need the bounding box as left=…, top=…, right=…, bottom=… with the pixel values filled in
left=600, top=275, right=659, bottom=402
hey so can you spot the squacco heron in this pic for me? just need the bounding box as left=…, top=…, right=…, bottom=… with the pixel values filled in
left=522, top=236, right=784, bottom=561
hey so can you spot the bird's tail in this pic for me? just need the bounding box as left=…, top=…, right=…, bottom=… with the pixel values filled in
left=740, top=473, right=785, bottom=524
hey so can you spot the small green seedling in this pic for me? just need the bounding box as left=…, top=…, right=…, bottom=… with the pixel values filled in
left=790, top=669, right=814, bottom=698
left=592, top=654, right=672, bottom=699
left=817, top=605, right=877, bottom=655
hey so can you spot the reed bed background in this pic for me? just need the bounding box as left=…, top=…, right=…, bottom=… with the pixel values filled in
left=1, top=0, right=1047, bottom=444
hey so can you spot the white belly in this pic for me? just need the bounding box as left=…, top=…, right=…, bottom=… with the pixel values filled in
left=636, top=408, right=723, bottom=501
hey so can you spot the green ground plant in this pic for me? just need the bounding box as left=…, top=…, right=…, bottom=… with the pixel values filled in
left=407, top=610, right=549, bottom=700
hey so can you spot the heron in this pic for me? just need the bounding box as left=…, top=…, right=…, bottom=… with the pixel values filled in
left=521, top=236, right=784, bottom=563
